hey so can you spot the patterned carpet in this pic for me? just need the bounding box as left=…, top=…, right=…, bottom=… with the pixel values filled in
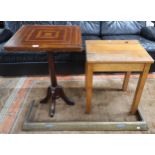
left=0, top=74, right=155, bottom=133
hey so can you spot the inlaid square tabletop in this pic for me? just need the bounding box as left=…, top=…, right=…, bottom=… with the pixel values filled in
left=4, top=25, right=82, bottom=52
left=86, top=40, right=154, bottom=63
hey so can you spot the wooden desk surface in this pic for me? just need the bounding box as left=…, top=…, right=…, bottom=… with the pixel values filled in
left=86, top=40, right=154, bottom=64
left=4, top=25, right=82, bottom=52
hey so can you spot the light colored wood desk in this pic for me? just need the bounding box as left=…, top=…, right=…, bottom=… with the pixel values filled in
left=85, top=40, right=154, bottom=114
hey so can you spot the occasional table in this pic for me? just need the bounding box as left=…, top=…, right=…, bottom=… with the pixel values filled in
left=85, top=40, right=154, bottom=114
left=4, top=25, right=82, bottom=117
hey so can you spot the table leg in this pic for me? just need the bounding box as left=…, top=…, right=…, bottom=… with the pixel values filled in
left=130, top=64, right=151, bottom=114
left=85, top=63, right=93, bottom=114
left=40, top=87, right=51, bottom=103
left=50, top=91, right=56, bottom=116
left=122, top=72, right=131, bottom=91
left=40, top=52, right=74, bottom=117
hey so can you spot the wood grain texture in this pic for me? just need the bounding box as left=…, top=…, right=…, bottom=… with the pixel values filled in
left=4, top=25, right=82, bottom=52
left=85, top=40, right=154, bottom=114
left=85, top=63, right=93, bottom=114
left=93, top=63, right=144, bottom=72
left=86, top=40, right=154, bottom=63
left=122, top=72, right=131, bottom=91
left=131, top=63, right=151, bottom=114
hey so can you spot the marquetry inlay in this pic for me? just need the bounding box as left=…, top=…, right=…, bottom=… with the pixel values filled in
left=4, top=25, right=82, bottom=52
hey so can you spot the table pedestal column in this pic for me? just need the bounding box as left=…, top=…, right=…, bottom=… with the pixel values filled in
left=40, top=52, right=74, bottom=117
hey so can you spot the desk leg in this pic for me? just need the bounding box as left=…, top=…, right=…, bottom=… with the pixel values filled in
left=85, top=63, right=93, bottom=114
left=122, top=72, right=131, bottom=91
left=130, top=64, right=151, bottom=114
left=40, top=52, right=74, bottom=117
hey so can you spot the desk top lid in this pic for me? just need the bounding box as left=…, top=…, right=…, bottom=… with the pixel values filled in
left=86, top=40, right=154, bottom=63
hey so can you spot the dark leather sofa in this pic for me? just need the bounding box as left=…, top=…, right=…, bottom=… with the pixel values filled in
left=0, top=21, right=155, bottom=76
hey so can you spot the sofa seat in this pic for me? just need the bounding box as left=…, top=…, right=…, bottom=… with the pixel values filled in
left=0, top=42, right=47, bottom=63
left=102, top=35, right=155, bottom=53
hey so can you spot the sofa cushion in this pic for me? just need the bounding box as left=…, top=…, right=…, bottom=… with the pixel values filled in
left=102, top=35, right=155, bottom=53
left=0, top=29, right=3, bottom=33
left=54, top=21, right=100, bottom=35
left=0, top=52, right=72, bottom=64
left=101, top=21, right=145, bottom=35
left=0, top=29, right=13, bottom=43
left=4, top=21, right=54, bottom=33
left=4, top=22, right=20, bottom=33
left=141, top=26, right=155, bottom=41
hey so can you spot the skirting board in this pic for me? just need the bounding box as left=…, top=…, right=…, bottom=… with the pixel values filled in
left=23, top=101, right=148, bottom=131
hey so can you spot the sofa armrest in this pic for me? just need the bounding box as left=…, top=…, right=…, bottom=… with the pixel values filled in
left=0, top=28, right=13, bottom=43
left=151, top=21, right=155, bottom=26
left=141, top=26, right=155, bottom=41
